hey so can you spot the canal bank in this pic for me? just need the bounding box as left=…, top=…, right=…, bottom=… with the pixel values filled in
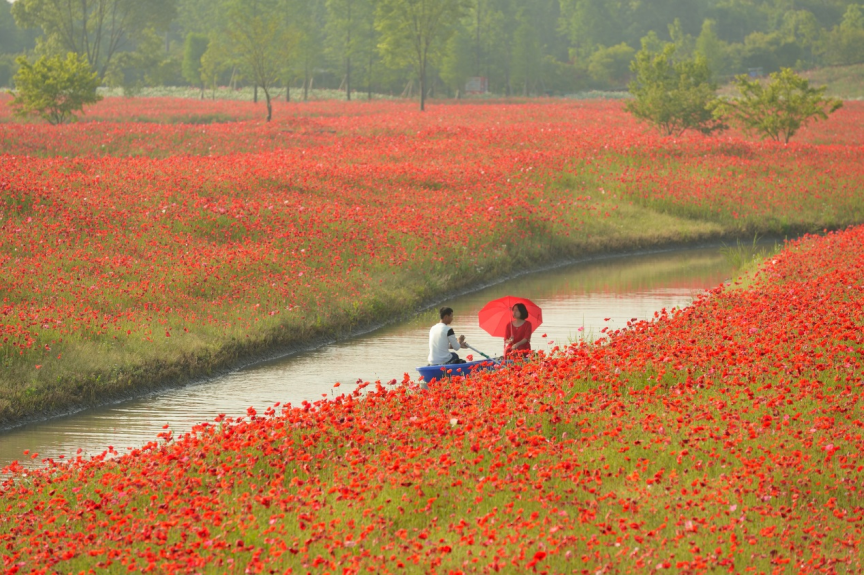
left=1, top=243, right=762, bottom=469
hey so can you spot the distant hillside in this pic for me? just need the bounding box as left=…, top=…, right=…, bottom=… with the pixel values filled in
left=720, top=64, right=864, bottom=101
left=802, top=64, right=864, bottom=100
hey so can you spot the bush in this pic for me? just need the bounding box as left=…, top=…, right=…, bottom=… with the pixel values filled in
left=720, top=68, right=842, bottom=143
left=626, top=41, right=725, bottom=136
left=9, top=53, right=102, bottom=124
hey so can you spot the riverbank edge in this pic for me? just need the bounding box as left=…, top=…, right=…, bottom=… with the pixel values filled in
left=0, top=228, right=798, bottom=431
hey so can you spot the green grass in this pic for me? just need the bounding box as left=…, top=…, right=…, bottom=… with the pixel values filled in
left=2, top=113, right=864, bottom=426
left=3, top=158, right=861, bottom=426
left=801, top=64, right=864, bottom=100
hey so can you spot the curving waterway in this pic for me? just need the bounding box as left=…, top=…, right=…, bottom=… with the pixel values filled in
left=0, top=246, right=738, bottom=471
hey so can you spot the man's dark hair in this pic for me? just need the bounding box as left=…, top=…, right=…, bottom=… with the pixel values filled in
left=439, top=307, right=454, bottom=319
left=513, top=303, right=529, bottom=320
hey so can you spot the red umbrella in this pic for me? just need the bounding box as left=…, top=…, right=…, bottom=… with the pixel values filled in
left=478, top=296, right=543, bottom=337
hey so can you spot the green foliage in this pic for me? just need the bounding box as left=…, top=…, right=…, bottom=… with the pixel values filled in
left=667, top=18, right=695, bottom=58
left=559, top=0, right=621, bottom=58
left=721, top=68, right=843, bottom=143
left=2, top=0, right=862, bottom=99
left=325, top=0, right=376, bottom=101
left=588, top=43, right=635, bottom=88
left=695, top=19, right=727, bottom=79
left=0, top=1, right=37, bottom=54
left=626, top=42, right=725, bottom=137
left=511, top=14, right=542, bottom=96
left=9, top=53, right=102, bottom=124
left=289, top=0, right=327, bottom=101
left=103, top=28, right=168, bottom=96
left=466, top=0, right=520, bottom=95
left=0, top=55, right=18, bottom=88
left=176, top=0, right=228, bottom=36
left=200, top=35, right=233, bottom=99
left=822, top=4, right=864, bottom=66
left=182, top=33, right=210, bottom=88
left=439, top=24, right=474, bottom=95
left=375, top=0, right=469, bottom=110
left=11, top=0, right=176, bottom=78
left=225, top=0, right=294, bottom=121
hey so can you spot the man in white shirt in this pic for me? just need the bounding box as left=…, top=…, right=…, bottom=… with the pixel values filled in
left=428, top=307, right=469, bottom=366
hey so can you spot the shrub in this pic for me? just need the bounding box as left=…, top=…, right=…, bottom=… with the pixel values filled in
left=9, top=52, right=102, bottom=124
left=720, top=68, right=842, bottom=143
left=626, top=42, right=725, bottom=136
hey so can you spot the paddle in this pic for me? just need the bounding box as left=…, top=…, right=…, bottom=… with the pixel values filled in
left=466, top=344, right=501, bottom=365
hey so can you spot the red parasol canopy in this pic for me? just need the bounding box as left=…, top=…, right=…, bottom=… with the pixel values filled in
left=478, top=296, right=543, bottom=338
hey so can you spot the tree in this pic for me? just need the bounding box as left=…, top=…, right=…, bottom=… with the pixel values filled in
left=695, top=19, right=726, bottom=80
left=720, top=68, right=842, bottom=143
left=626, top=41, right=725, bottom=137
left=510, top=11, right=541, bottom=96
left=588, top=43, right=634, bottom=88
left=326, top=0, right=374, bottom=101
left=11, top=0, right=176, bottom=78
left=559, top=0, right=621, bottom=59
left=465, top=0, right=516, bottom=95
left=287, top=0, right=325, bottom=101
left=182, top=33, right=209, bottom=97
left=103, top=27, right=167, bottom=95
left=822, top=4, right=864, bottom=66
left=200, top=34, right=233, bottom=99
left=175, top=0, right=227, bottom=36
left=1, top=1, right=38, bottom=55
left=440, top=24, right=474, bottom=96
left=225, top=0, right=294, bottom=121
left=376, top=0, right=469, bottom=110
left=9, top=52, right=102, bottom=125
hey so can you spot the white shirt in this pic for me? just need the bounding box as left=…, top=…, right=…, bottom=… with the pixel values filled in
left=428, top=322, right=461, bottom=365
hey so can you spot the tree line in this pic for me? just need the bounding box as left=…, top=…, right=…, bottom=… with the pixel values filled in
left=2, top=0, right=863, bottom=108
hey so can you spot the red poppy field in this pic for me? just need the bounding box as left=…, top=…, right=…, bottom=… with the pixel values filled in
left=2, top=221, right=863, bottom=573
left=2, top=97, right=864, bottom=425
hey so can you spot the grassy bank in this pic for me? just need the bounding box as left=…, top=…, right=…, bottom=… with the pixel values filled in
left=3, top=224, right=862, bottom=573
left=802, top=63, right=864, bottom=100
left=1, top=100, right=863, bottom=426
left=0, top=191, right=727, bottom=426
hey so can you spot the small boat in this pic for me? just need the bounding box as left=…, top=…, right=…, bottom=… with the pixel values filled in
left=416, top=359, right=500, bottom=384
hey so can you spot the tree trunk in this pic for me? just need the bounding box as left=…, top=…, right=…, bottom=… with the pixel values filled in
left=264, top=87, right=272, bottom=122
left=346, top=56, right=352, bottom=101
left=254, top=84, right=258, bottom=103
left=475, top=3, right=482, bottom=76
left=286, top=83, right=291, bottom=102
left=368, top=54, right=373, bottom=100
left=419, top=61, right=426, bottom=111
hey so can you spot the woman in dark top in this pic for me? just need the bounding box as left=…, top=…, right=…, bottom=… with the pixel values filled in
left=504, top=302, right=532, bottom=358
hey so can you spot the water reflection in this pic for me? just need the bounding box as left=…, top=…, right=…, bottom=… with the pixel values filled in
left=0, top=247, right=733, bottom=470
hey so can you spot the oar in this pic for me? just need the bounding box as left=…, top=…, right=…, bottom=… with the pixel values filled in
left=466, top=345, right=501, bottom=365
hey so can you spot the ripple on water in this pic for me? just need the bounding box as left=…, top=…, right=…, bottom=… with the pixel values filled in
left=0, top=247, right=734, bottom=471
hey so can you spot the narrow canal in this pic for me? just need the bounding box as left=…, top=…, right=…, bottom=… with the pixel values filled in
left=0, top=246, right=737, bottom=470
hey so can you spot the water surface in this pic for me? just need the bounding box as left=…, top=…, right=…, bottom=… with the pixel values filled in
left=0, top=247, right=734, bottom=470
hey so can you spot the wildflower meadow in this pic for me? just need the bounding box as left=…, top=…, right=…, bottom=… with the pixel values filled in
left=1, top=97, right=863, bottom=424
left=1, top=95, right=864, bottom=573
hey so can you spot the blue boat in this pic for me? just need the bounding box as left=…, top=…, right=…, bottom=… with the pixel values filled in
left=416, top=359, right=500, bottom=384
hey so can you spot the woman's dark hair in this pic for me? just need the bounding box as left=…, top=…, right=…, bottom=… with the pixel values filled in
left=513, top=303, right=529, bottom=320
left=439, top=307, right=454, bottom=319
